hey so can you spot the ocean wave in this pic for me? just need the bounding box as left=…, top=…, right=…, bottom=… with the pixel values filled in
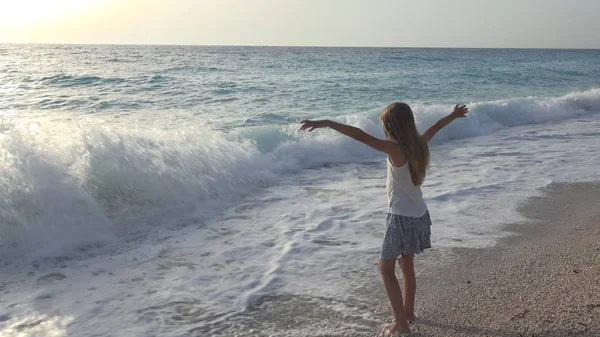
left=36, top=74, right=127, bottom=87
left=0, top=123, right=274, bottom=262
left=106, top=58, right=139, bottom=63
left=1, top=88, right=599, bottom=261
left=27, top=74, right=171, bottom=88
left=164, top=65, right=225, bottom=72
left=411, top=88, right=600, bottom=142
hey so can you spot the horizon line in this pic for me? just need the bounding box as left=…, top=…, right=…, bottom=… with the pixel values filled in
left=2, top=42, right=600, bottom=51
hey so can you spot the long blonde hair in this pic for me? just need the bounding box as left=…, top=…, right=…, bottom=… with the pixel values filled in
left=380, top=102, right=430, bottom=186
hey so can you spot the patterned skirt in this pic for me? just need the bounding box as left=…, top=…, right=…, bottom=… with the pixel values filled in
left=380, top=211, right=432, bottom=260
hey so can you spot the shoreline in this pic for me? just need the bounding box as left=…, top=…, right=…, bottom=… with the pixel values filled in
left=405, top=182, right=600, bottom=337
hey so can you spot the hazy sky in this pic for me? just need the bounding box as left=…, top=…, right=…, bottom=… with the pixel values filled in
left=1, top=0, right=599, bottom=48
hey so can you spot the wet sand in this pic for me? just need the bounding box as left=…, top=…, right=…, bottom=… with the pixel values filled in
left=408, top=183, right=600, bottom=337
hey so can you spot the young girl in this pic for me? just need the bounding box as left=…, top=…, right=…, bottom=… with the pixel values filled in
left=300, top=102, right=468, bottom=335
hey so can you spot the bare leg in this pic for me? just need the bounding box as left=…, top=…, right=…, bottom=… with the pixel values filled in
left=399, top=253, right=416, bottom=322
left=378, top=259, right=411, bottom=334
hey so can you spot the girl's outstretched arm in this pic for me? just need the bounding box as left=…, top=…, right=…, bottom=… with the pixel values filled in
left=421, top=104, right=468, bottom=143
left=300, top=119, right=397, bottom=155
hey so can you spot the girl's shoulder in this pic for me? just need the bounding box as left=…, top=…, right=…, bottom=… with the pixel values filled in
left=387, top=144, right=407, bottom=167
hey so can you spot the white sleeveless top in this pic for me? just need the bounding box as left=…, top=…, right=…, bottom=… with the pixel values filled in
left=386, top=159, right=428, bottom=217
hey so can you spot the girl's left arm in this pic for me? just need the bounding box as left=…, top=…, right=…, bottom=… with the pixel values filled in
left=421, top=104, right=468, bottom=143
left=300, top=119, right=396, bottom=155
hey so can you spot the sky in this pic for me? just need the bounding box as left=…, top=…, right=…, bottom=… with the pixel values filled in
left=0, top=0, right=599, bottom=48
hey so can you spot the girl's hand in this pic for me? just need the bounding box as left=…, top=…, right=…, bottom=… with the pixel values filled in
left=451, top=104, right=469, bottom=118
left=300, top=119, right=329, bottom=132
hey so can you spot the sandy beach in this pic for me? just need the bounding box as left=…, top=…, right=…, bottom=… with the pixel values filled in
left=402, top=183, right=600, bottom=337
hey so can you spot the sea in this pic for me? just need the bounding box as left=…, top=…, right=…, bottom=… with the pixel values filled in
left=1, top=45, right=600, bottom=337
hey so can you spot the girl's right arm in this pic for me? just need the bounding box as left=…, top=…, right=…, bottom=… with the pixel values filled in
left=300, top=119, right=397, bottom=155
left=421, top=104, right=468, bottom=143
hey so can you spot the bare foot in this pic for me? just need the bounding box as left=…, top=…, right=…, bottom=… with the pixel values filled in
left=406, top=314, right=416, bottom=323
left=382, top=322, right=410, bottom=335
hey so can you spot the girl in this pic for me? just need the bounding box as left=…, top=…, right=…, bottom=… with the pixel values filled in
left=300, top=102, right=468, bottom=335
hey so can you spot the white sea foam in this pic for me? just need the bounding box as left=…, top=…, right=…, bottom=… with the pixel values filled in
left=1, top=88, right=600, bottom=262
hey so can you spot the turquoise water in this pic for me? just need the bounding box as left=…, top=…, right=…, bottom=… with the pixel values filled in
left=3, top=46, right=600, bottom=121
left=1, top=45, right=600, bottom=336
